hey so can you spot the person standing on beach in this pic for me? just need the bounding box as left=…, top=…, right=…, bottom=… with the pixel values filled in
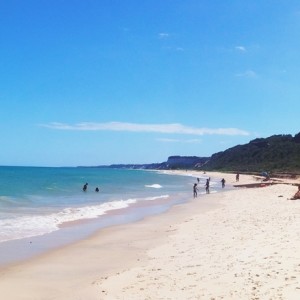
left=193, top=183, right=198, bottom=198
left=236, top=173, right=240, bottom=182
left=221, top=178, right=226, bottom=188
left=205, top=179, right=210, bottom=194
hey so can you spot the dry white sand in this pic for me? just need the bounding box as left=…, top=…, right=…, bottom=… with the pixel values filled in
left=0, top=172, right=299, bottom=300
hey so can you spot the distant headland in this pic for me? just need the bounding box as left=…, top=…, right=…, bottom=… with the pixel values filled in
left=79, top=133, right=300, bottom=174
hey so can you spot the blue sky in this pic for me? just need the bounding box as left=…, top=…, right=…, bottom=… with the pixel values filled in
left=1, top=0, right=300, bottom=167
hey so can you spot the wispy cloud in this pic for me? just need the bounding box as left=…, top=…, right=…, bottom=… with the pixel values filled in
left=157, top=138, right=202, bottom=143
left=235, top=70, right=257, bottom=78
left=235, top=45, right=247, bottom=52
left=158, top=32, right=170, bottom=39
left=41, top=122, right=250, bottom=136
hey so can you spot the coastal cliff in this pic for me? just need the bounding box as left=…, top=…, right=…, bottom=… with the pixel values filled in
left=82, top=132, right=300, bottom=173
left=98, top=156, right=210, bottom=170
left=203, top=133, right=300, bottom=173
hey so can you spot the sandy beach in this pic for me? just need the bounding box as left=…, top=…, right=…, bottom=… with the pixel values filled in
left=0, top=172, right=300, bottom=299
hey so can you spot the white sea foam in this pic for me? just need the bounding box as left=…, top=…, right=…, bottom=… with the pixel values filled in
left=0, top=195, right=170, bottom=243
left=145, top=184, right=163, bottom=189
left=144, top=195, right=169, bottom=201
left=0, top=198, right=137, bottom=243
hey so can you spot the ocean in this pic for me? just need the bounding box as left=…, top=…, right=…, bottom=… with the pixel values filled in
left=0, top=166, right=225, bottom=266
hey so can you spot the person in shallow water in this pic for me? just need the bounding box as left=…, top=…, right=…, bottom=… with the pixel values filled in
left=221, top=178, right=226, bottom=188
left=193, top=183, right=198, bottom=198
left=205, top=179, right=210, bottom=194
left=83, top=183, right=88, bottom=192
left=95, top=187, right=99, bottom=192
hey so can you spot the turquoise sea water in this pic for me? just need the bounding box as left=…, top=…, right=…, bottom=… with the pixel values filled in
left=0, top=167, right=214, bottom=244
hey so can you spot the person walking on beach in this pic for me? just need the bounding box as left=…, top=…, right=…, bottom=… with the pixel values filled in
left=205, top=179, right=210, bottom=194
left=83, top=183, right=88, bottom=192
left=236, top=173, right=240, bottom=182
left=221, top=178, right=226, bottom=188
left=193, top=183, right=198, bottom=198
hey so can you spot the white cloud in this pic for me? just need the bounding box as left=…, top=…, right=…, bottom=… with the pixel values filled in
left=235, top=46, right=247, bottom=52
left=158, top=32, right=170, bottom=39
left=41, top=122, right=250, bottom=136
left=157, top=138, right=202, bottom=143
left=235, top=70, right=257, bottom=78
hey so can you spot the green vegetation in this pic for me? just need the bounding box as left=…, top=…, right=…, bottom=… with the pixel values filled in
left=202, top=133, right=300, bottom=173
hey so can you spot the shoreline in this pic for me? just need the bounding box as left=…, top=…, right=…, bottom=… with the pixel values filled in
left=0, top=172, right=300, bottom=299
left=0, top=170, right=222, bottom=268
left=0, top=188, right=190, bottom=268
